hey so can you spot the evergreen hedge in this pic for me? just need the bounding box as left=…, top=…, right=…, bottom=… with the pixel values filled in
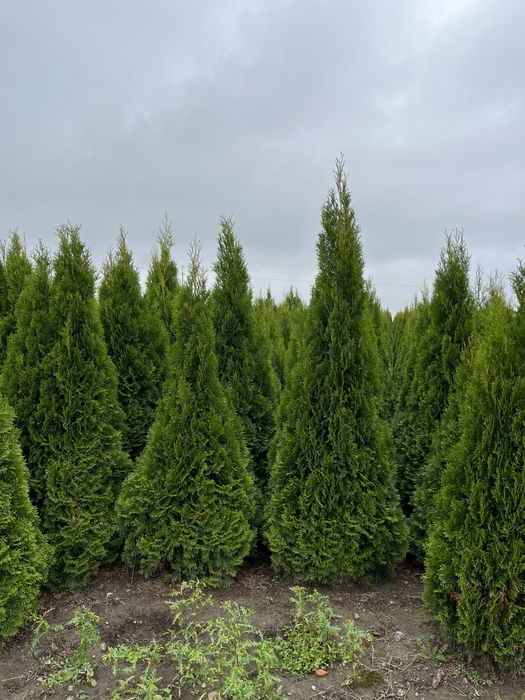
left=424, top=281, right=525, bottom=668
left=267, top=161, right=407, bottom=582
left=40, top=226, right=130, bottom=590
left=0, top=232, right=32, bottom=363
left=117, top=244, right=255, bottom=584
left=212, top=218, right=277, bottom=499
left=0, top=396, right=51, bottom=641
left=1, top=247, right=55, bottom=507
left=99, top=230, right=168, bottom=459
left=144, top=215, right=178, bottom=341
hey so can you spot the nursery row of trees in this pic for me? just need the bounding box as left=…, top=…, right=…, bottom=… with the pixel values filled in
left=1, top=161, right=524, bottom=670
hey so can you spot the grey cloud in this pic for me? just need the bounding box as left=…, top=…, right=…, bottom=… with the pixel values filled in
left=1, top=0, right=523, bottom=310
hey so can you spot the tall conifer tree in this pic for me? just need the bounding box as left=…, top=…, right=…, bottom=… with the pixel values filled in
left=391, top=297, right=431, bottom=513
left=254, top=291, right=286, bottom=390
left=278, top=289, right=307, bottom=387
left=1, top=247, right=55, bottom=506
left=393, top=233, right=474, bottom=519
left=99, top=230, right=168, bottom=459
left=424, top=279, right=525, bottom=668
left=39, top=226, right=130, bottom=590
left=267, top=161, right=407, bottom=582
left=254, top=289, right=307, bottom=391
left=0, top=395, right=50, bottom=641
left=0, top=251, right=8, bottom=319
left=386, top=307, right=411, bottom=423
left=117, top=244, right=255, bottom=584
left=366, top=285, right=392, bottom=417
left=212, top=218, right=278, bottom=498
left=144, top=215, right=178, bottom=341
left=0, top=231, right=32, bottom=362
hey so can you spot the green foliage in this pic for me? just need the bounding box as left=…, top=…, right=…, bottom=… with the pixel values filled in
left=366, top=284, right=392, bottom=417
left=33, top=607, right=100, bottom=689
left=99, top=229, right=168, bottom=459
left=0, top=396, right=50, bottom=642
left=410, top=348, right=472, bottom=560
left=144, top=214, right=178, bottom=340
left=254, top=288, right=306, bottom=391
left=212, top=217, right=278, bottom=500
left=424, top=285, right=525, bottom=669
left=391, top=297, right=431, bottom=513
left=254, top=291, right=287, bottom=392
left=104, top=642, right=170, bottom=699
left=117, top=244, right=255, bottom=584
left=409, top=233, right=474, bottom=556
left=0, top=247, right=7, bottom=319
left=39, top=225, right=131, bottom=590
left=31, top=609, right=64, bottom=655
left=461, top=666, right=496, bottom=688
left=166, top=580, right=285, bottom=700
left=0, top=231, right=32, bottom=363
left=279, top=289, right=307, bottom=387
left=393, top=232, right=474, bottom=532
left=385, top=306, right=411, bottom=423
left=416, top=638, right=448, bottom=662
left=1, top=246, right=55, bottom=506
left=267, top=159, right=407, bottom=582
left=275, top=587, right=369, bottom=674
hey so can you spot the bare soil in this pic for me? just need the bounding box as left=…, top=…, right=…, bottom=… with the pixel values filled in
left=0, top=562, right=523, bottom=699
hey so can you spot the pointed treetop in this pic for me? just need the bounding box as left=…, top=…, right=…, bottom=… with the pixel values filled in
left=31, top=240, right=52, bottom=269
left=214, top=216, right=251, bottom=295
left=512, top=257, right=525, bottom=308
left=4, top=230, right=32, bottom=305
left=116, top=227, right=134, bottom=264
left=158, top=211, right=174, bottom=250
left=187, top=239, right=207, bottom=300
left=54, top=224, right=94, bottom=298
left=145, top=214, right=179, bottom=338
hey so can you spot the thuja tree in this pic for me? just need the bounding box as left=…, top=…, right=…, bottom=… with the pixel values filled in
left=390, top=297, right=431, bottom=513
left=0, top=251, right=7, bottom=318
left=424, top=279, right=525, bottom=668
left=0, top=231, right=32, bottom=363
left=366, top=285, right=392, bottom=418
left=99, top=229, right=168, bottom=459
left=254, top=289, right=306, bottom=392
left=254, top=291, right=284, bottom=390
left=0, top=395, right=51, bottom=642
left=383, top=308, right=408, bottom=424
left=39, top=226, right=130, bottom=590
left=212, top=217, right=277, bottom=497
left=1, top=247, right=55, bottom=507
left=278, top=289, right=307, bottom=386
left=394, top=232, right=474, bottom=518
left=410, top=352, right=472, bottom=561
left=267, top=161, right=407, bottom=583
left=144, top=214, right=178, bottom=340
left=408, top=233, right=474, bottom=556
left=117, top=244, right=255, bottom=584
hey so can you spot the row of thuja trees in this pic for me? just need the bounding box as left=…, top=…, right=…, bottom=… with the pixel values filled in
left=1, top=161, right=524, bottom=670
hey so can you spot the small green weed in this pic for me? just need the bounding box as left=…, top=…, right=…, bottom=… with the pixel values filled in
left=463, top=666, right=496, bottom=687
left=31, top=609, right=64, bottom=655
left=274, top=587, right=370, bottom=675
left=166, top=580, right=285, bottom=700
left=30, top=581, right=374, bottom=697
left=104, top=642, right=170, bottom=699
left=32, top=607, right=100, bottom=690
left=417, top=638, right=448, bottom=663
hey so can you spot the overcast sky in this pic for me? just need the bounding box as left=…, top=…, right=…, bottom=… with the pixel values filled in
left=1, top=0, right=523, bottom=311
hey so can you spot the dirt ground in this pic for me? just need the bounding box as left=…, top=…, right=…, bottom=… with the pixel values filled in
left=0, top=562, right=523, bottom=700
